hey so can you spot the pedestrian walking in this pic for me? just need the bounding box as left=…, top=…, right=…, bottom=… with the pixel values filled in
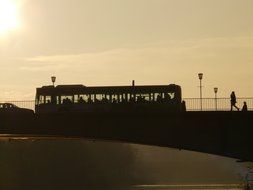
left=230, top=91, right=239, bottom=111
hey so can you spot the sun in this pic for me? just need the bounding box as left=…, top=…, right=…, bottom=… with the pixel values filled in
left=0, top=0, right=19, bottom=35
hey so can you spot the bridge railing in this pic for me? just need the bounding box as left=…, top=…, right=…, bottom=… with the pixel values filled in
left=183, top=98, right=253, bottom=111
left=1, top=98, right=253, bottom=111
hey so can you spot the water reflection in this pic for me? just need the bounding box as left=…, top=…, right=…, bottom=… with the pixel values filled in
left=0, top=140, right=243, bottom=190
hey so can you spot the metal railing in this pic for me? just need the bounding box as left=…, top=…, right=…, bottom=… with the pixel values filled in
left=183, top=98, right=253, bottom=111
left=1, top=98, right=253, bottom=111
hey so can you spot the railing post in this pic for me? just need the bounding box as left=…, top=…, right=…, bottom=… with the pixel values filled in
left=214, top=87, right=218, bottom=111
left=215, top=94, right=217, bottom=111
left=200, top=80, right=202, bottom=111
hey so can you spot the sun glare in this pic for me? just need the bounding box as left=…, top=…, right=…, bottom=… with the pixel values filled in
left=0, top=0, right=19, bottom=35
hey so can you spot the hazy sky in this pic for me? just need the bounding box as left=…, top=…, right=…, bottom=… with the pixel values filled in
left=0, top=0, right=253, bottom=100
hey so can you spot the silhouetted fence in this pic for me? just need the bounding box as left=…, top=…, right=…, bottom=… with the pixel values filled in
left=183, top=98, right=253, bottom=111
left=1, top=98, right=252, bottom=111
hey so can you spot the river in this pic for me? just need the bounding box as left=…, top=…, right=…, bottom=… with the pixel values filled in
left=0, top=139, right=248, bottom=190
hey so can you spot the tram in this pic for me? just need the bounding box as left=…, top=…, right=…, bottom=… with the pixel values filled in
left=35, top=83, right=182, bottom=114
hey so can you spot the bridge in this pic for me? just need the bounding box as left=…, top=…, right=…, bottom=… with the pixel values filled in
left=1, top=110, right=253, bottom=162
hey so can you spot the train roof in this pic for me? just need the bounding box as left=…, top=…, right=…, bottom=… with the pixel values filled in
left=36, top=84, right=181, bottom=95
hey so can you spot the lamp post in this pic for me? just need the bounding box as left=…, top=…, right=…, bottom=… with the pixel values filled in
left=214, top=87, right=218, bottom=111
left=51, top=76, right=56, bottom=87
left=198, top=73, right=203, bottom=111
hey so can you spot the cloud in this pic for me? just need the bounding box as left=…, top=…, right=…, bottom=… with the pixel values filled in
left=23, top=36, right=253, bottom=69
left=20, top=36, right=253, bottom=83
left=1, top=35, right=253, bottom=99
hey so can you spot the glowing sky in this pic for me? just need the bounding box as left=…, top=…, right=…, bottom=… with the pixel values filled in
left=0, top=0, right=20, bottom=34
left=0, top=0, right=253, bottom=100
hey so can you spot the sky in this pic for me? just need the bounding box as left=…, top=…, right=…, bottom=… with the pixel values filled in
left=0, top=0, right=253, bottom=100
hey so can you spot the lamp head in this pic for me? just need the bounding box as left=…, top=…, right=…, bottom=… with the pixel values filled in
left=198, top=73, right=203, bottom=80
left=214, top=87, right=218, bottom=93
left=51, top=76, right=56, bottom=84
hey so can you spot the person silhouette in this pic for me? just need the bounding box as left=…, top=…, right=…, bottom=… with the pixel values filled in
left=230, top=91, right=239, bottom=111
left=181, top=101, right=186, bottom=112
left=242, top=101, right=248, bottom=112
left=78, top=96, right=85, bottom=103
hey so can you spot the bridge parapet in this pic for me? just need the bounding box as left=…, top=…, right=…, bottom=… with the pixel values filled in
left=0, top=111, right=253, bottom=161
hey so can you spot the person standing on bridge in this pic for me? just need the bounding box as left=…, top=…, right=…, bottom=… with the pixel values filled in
left=242, top=101, right=248, bottom=112
left=230, top=91, right=240, bottom=111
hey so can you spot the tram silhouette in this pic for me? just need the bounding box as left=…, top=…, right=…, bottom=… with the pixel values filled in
left=35, top=83, right=182, bottom=114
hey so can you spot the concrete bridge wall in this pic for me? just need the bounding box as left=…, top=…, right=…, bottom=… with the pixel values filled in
left=0, top=112, right=252, bottom=161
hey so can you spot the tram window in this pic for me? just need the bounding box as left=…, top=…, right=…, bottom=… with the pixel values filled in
left=45, top=96, right=51, bottom=104
left=73, top=95, right=78, bottom=103
left=117, top=94, right=122, bottom=102
left=111, top=95, right=117, bottom=103
left=112, top=94, right=118, bottom=102
left=86, top=94, right=93, bottom=103
left=84, top=95, right=89, bottom=101
left=105, top=94, right=110, bottom=101
left=79, top=95, right=89, bottom=102
left=90, top=94, right=95, bottom=102
left=101, top=94, right=109, bottom=103
left=135, top=94, right=144, bottom=101
left=118, top=94, right=126, bottom=102
left=126, top=94, right=130, bottom=101
left=150, top=93, right=155, bottom=101
left=168, top=93, right=175, bottom=99
left=118, top=94, right=122, bottom=102
left=94, top=94, right=102, bottom=102
left=61, top=96, right=73, bottom=104
left=38, top=95, right=44, bottom=104
left=56, top=96, right=61, bottom=104
left=128, top=94, right=136, bottom=102
left=142, top=94, right=150, bottom=101
left=122, top=94, right=128, bottom=102
left=86, top=94, right=91, bottom=101
left=154, top=93, right=162, bottom=101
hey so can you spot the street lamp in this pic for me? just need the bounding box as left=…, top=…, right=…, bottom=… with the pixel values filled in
left=214, top=87, right=218, bottom=111
left=51, top=76, right=56, bottom=87
left=198, top=73, right=203, bottom=111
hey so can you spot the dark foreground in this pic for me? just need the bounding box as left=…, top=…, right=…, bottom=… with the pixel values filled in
left=0, top=111, right=252, bottom=161
left=0, top=140, right=244, bottom=190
